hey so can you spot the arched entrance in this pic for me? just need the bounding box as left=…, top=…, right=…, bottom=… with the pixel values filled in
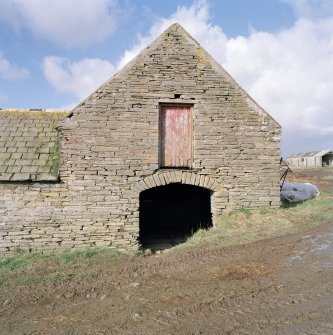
left=139, top=183, right=212, bottom=250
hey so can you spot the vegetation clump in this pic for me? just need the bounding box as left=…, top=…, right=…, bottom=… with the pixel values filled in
left=181, top=191, right=333, bottom=249
left=0, top=247, right=121, bottom=288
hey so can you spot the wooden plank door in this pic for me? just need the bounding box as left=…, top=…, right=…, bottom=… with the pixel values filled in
left=160, top=105, right=192, bottom=167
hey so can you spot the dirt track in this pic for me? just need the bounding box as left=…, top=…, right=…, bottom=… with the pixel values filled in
left=0, top=168, right=333, bottom=334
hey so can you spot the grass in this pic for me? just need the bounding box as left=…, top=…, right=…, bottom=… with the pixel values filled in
left=178, top=191, right=333, bottom=250
left=2, top=194, right=333, bottom=288
left=1, top=179, right=332, bottom=288
left=0, top=247, right=121, bottom=288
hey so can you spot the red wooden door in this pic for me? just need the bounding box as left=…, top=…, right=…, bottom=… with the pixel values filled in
left=160, top=105, right=192, bottom=167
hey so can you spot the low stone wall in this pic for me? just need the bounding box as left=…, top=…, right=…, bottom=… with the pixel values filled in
left=0, top=167, right=280, bottom=253
left=0, top=181, right=137, bottom=253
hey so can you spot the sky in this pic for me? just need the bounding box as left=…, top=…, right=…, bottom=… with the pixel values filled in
left=0, top=0, right=332, bottom=157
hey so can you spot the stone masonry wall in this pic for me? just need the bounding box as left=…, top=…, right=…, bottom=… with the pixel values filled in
left=0, top=24, right=281, bottom=253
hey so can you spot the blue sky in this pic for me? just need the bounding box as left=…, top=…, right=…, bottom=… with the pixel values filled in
left=0, top=0, right=332, bottom=157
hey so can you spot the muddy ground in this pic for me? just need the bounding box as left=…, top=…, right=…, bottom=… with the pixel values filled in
left=1, top=168, right=333, bottom=335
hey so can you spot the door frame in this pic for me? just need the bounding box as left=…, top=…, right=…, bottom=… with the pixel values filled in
left=159, top=103, right=194, bottom=168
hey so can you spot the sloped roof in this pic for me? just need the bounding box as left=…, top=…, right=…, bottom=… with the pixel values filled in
left=0, top=109, right=68, bottom=181
left=69, top=23, right=280, bottom=129
left=287, top=150, right=333, bottom=159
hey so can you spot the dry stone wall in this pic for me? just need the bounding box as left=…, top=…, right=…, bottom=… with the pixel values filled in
left=0, top=24, right=281, bottom=253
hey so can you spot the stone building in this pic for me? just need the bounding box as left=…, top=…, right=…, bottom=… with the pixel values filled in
left=286, top=150, right=333, bottom=168
left=0, top=24, right=281, bottom=253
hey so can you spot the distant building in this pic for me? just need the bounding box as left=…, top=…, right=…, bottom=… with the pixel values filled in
left=286, top=150, right=333, bottom=167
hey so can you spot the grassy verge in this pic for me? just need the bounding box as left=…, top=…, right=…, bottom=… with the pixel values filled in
left=1, top=191, right=332, bottom=288
left=0, top=247, right=121, bottom=288
left=179, top=192, right=333, bottom=250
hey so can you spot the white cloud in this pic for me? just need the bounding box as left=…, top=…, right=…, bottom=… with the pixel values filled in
left=281, top=0, right=333, bottom=19
left=117, top=0, right=333, bottom=155
left=0, top=0, right=118, bottom=47
left=117, top=0, right=228, bottom=69
left=0, top=53, right=29, bottom=80
left=225, top=18, right=333, bottom=137
left=42, top=56, right=115, bottom=100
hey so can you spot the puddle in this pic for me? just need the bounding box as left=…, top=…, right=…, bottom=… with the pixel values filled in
left=289, top=254, right=304, bottom=262
left=289, top=227, right=333, bottom=267
left=311, top=242, right=330, bottom=252
left=310, top=233, right=333, bottom=254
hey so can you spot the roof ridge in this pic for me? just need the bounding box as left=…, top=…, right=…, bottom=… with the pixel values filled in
left=0, top=108, right=68, bottom=113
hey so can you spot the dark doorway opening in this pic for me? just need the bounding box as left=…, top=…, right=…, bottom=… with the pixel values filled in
left=139, top=183, right=212, bottom=250
left=322, top=153, right=333, bottom=166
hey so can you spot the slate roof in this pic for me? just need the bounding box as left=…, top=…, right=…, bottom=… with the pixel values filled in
left=287, top=150, right=333, bottom=159
left=0, top=109, right=68, bottom=182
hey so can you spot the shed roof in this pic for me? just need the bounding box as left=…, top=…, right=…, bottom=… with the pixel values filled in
left=287, top=150, right=333, bottom=159
left=0, top=109, right=68, bottom=182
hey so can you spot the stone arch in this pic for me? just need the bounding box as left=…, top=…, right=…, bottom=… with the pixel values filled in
left=131, top=170, right=224, bottom=194
left=130, top=171, right=228, bottom=225
left=129, top=171, right=228, bottom=249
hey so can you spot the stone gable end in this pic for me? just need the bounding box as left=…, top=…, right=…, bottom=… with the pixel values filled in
left=0, top=24, right=281, bottom=253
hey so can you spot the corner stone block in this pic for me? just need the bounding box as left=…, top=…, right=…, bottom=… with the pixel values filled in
left=199, top=175, right=205, bottom=188
left=203, top=176, right=210, bottom=188
left=152, top=174, right=161, bottom=187
left=194, top=174, right=201, bottom=186
left=189, top=173, right=196, bottom=185
left=169, top=171, right=177, bottom=183
left=159, top=174, right=167, bottom=185
left=175, top=170, right=182, bottom=182
left=162, top=172, right=171, bottom=184
left=132, top=184, right=145, bottom=193
left=145, top=176, right=155, bottom=188
left=185, top=172, right=192, bottom=184
left=215, top=188, right=228, bottom=198
left=181, top=172, right=186, bottom=184
left=0, top=173, right=13, bottom=181
left=10, top=173, right=30, bottom=181
left=35, top=173, right=58, bottom=181
left=122, top=188, right=138, bottom=198
left=206, top=178, right=215, bottom=189
left=138, top=180, right=148, bottom=190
